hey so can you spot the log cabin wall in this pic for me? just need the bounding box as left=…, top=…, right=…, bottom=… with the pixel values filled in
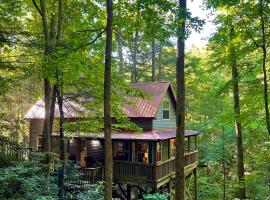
left=86, top=140, right=104, bottom=165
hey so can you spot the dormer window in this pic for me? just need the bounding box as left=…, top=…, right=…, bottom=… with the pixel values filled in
left=162, top=100, right=170, bottom=119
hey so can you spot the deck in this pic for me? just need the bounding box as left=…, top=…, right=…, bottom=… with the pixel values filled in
left=78, top=150, right=198, bottom=187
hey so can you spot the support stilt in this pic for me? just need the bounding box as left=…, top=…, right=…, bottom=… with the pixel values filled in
left=127, top=184, right=132, bottom=200
left=194, top=168, right=197, bottom=200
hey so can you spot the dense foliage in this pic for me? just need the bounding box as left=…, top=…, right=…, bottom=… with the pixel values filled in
left=0, top=0, right=270, bottom=199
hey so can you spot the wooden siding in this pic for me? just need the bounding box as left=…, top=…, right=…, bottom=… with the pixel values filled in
left=130, top=118, right=153, bottom=130
left=87, top=140, right=104, bottom=162
left=152, top=91, right=176, bottom=130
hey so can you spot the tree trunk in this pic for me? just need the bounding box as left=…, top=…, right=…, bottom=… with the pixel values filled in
left=43, top=78, right=52, bottom=152
left=56, top=77, right=65, bottom=200
left=151, top=39, right=156, bottom=82
left=116, top=36, right=124, bottom=74
left=131, top=30, right=138, bottom=83
left=230, top=27, right=246, bottom=199
left=49, top=86, right=56, bottom=149
left=158, top=44, right=163, bottom=81
left=32, top=0, right=63, bottom=152
left=259, top=0, right=270, bottom=135
left=104, top=0, right=113, bottom=199
left=35, top=0, right=52, bottom=152
left=175, top=0, right=186, bottom=199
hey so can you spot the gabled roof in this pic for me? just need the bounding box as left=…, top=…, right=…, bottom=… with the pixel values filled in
left=123, top=81, right=176, bottom=118
left=24, top=81, right=176, bottom=119
left=24, top=99, right=86, bottom=119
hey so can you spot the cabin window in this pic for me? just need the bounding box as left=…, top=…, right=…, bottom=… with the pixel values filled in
left=162, top=100, right=170, bottom=119
left=113, top=141, right=129, bottom=161
left=136, top=142, right=149, bottom=163
left=170, top=139, right=176, bottom=158
left=156, top=142, right=162, bottom=162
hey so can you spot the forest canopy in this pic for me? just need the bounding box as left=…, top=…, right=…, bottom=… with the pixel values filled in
left=0, top=0, right=270, bottom=199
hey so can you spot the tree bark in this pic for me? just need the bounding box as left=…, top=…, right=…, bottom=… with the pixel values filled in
left=230, top=27, right=246, bottom=199
left=49, top=86, right=56, bottom=148
left=56, top=76, right=65, bottom=200
left=32, top=0, right=63, bottom=152
left=151, top=39, right=156, bottom=82
left=158, top=44, right=163, bottom=81
left=33, top=0, right=52, bottom=152
left=131, top=30, right=138, bottom=83
left=259, top=0, right=270, bottom=135
left=175, top=0, right=186, bottom=199
left=104, top=0, right=113, bottom=199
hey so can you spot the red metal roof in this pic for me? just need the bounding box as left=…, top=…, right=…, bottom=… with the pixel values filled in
left=24, top=99, right=86, bottom=119
left=123, top=81, right=176, bottom=118
left=24, top=81, right=176, bottom=119
left=53, top=130, right=199, bottom=140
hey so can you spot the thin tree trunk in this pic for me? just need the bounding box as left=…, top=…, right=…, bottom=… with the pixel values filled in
left=230, top=27, right=246, bottom=199
left=49, top=0, right=63, bottom=143
left=56, top=77, right=65, bottom=200
left=116, top=36, right=124, bottom=74
left=259, top=0, right=270, bottom=135
left=222, top=127, right=226, bottom=200
left=131, top=30, right=138, bottom=83
left=151, top=39, right=156, bottom=82
left=35, top=0, right=52, bottom=152
left=104, top=0, right=113, bottom=199
left=43, top=79, right=52, bottom=152
left=175, top=0, right=186, bottom=199
left=158, top=44, right=163, bottom=81
left=49, top=86, right=56, bottom=148
left=32, top=0, right=63, bottom=152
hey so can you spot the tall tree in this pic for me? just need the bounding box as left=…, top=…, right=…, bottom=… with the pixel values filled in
left=151, top=39, right=156, bottom=82
left=258, top=0, right=269, bottom=135
left=104, top=0, right=113, bottom=199
left=131, top=30, right=139, bottom=83
left=56, top=74, right=65, bottom=200
left=175, top=0, right=186, bottom=199
left=230, top=27, right=246, bottom=199
left=32, top=0, right=63, bottom=152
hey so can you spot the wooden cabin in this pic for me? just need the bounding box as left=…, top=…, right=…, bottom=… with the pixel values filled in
left=24, top=82, right=199, bottom=198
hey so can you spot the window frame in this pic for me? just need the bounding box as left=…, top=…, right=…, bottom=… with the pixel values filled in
left=162, top=99, right=170, bottom=120
left=156, top=142, right=162, bottom=163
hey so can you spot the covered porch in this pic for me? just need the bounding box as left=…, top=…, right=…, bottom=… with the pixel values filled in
left=67, top=130, right=199, bottom=187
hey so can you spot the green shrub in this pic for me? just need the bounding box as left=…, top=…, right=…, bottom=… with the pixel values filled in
left=143, top=193, right=169, bottom=200
left=0, top=154, right=13, bottom=168
left=0, top=161, right=58, bottom=200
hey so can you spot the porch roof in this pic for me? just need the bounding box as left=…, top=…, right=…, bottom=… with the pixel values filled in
left=54, top=129, right=199, bottom=141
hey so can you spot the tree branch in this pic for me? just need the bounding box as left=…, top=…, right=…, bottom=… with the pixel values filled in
left=32, top=0, right=42, bottom=16
left=76, top=28, right=105, bottom=33
left=52, top=30, right=105, bottom=60
left=236, top=10, right=261, bottom=48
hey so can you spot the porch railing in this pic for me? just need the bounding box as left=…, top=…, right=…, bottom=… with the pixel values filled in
left=113, top=160, right=155, bottom=181
left=77, top=167, right=104, bottom=185
left=156, top=150, right=198, bottom=180
left=0, top=135, right=31, bottom=161
left=75, top=150, right=198, bottom=184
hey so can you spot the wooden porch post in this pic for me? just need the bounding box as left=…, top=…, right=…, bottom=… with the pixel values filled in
left=188, top=137, right=190, bottom=152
